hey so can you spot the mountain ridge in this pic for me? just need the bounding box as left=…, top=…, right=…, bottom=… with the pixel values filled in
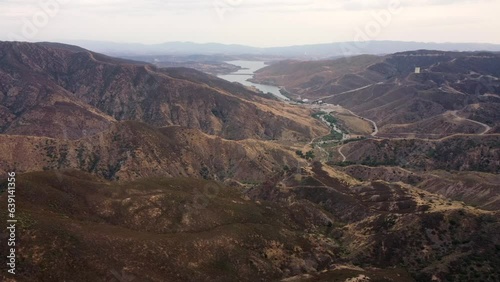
left=253, top=50, right=500, bottom=138
left=0, top=41, right=328, bottom=141
left=58, top=40, right=500, bottom=58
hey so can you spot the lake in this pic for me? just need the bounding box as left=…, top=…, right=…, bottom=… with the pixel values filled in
left=218, top=61, right=289, bottom=100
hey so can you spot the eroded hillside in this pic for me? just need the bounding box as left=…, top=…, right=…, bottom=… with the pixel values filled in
left=0, top=42, right=327, bottom=141
left=253, top=51, right=500, bottom=137
left=0, top=121, right=302, bottom=183
left=1, top=42, right=499, bottom=282
left=0, top=171, right=419, bottom=282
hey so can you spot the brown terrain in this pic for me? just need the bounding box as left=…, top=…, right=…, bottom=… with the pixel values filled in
left=251, top=55, right=385, bottom=97
left=247, top=163, right=500, bottom=282
left=336, top=135, right=500, bottom=174
left=0, top=42, right=326, bottom=141
left=253, top=51, right=500, bottom=138
left=1, top=42, right=499, bottom=282
left=154, top=61, right=241, bottom=75
left=0, top=121, right=301, bottom=183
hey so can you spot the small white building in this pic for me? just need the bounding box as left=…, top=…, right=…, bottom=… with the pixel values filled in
left=415, top=67, right=421, bottom=74
left=302, top=99, right=309, bottom=103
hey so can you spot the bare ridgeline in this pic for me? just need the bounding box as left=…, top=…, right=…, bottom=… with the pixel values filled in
left=0, top=42, right=499, bottom=282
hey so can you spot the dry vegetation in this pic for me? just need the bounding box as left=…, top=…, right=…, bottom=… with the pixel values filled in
left=333, top=113, right=373, bottom=136
left=1, top=43, right=499, bottom=282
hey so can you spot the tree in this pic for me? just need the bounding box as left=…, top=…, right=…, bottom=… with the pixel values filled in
left=305, top=151, right=315, bottom=160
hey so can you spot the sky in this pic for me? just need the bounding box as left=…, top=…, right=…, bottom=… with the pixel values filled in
left=1, top=0, right=499, bottom=47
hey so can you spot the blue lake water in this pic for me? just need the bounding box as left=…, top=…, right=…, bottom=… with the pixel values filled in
left=218, top=61, right=289, bottom=100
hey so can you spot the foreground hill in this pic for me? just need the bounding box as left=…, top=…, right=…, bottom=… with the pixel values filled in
left=0, top=171, right=416, bottom=282
left=0, top=121, right=301, bottom=183
left=2, top=166, right=497, bottom=281
left=0, top=41, right=326, bottom=141
left=247, top=162, right=500, bottom=281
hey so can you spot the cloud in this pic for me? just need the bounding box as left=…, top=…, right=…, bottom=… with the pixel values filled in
left=1, top=0, right=497, bottom=45
left=0, top=0, right=39, bottom=18
left=0, top=0, right=492, bottom=17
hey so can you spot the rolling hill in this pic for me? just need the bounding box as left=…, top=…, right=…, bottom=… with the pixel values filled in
left=0, top=41, right=327, bottom=142
left=2, top=166, right=498, bottom=281
left=253, top=51, right=500, bottom=137
left=0, top=121, right=302, bottom=183
left=1, top=41, right=499, bottom=282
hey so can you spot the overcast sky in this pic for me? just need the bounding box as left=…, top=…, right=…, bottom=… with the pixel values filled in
left=1, top=0, right=499, bottom=47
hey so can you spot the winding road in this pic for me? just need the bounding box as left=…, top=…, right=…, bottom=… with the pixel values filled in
left=303, top=97, right=495, bottom=164
left=337, top=146, right=347, bottom=162
left=312, top=83, right=381, bottom=103
left=329, top=108, right=495, bottom=163
left=448, top=110, right=492, bottom=135
left=343, top=108, right=379, bottom=137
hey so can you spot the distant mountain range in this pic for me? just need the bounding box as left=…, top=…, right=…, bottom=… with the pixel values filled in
left=62, top=40, right=500, bottom=59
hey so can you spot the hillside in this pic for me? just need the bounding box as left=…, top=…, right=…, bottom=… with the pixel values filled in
left=253, top=51, right=500, bottom=138
left=247, top=162, right=500, bottom=281
left=0, top=121, right=301, bottom=183
left=252, top=55, right=385, bottom=97
left=1, top=42, right=499, bottom=282
left=337, top=135, right=500, bottom=174
left=327, top=134, right=500, bottom=212
left=2, top=166, right=498, bottom=282
left=0, top=41, right=327, bottom=141
left=338, top=165, right=500, bottom=211
left=0, top=170, right=418, bottom=282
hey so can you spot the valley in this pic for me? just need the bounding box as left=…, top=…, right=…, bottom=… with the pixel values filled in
left=217, top=60, right=289, bottom=100
left=0, top=42, right=499, bottom=282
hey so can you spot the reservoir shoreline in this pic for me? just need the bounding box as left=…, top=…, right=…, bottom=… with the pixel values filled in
left=217, top=61, right=289, bottom=100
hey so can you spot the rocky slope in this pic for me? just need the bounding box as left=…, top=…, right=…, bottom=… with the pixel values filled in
left=1, top=42, right=499, bottom=282
left=337, top=135, right=500, bottom=174
left=338, top=165, right=500, bottom=211
left=246, top=162, right=500, bottom=281
left=0, top=121, right=302, bottom=183
left=0, top=41, right=327, bottom=141
left=0, top=171, right=415, bottom=282
left=0, top=41, right=331, bottom=185
left=253, top=51, right=500, bottom=137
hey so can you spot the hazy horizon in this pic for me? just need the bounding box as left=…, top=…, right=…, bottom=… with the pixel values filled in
left=1, top=0, right=500, bottom=47
left=48, top=39, right=500, bottom=49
